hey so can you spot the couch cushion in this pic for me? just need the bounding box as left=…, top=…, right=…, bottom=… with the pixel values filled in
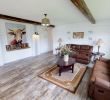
left=91, top=71, right=110, bottom=82
left=75, top=45, right=80, bottom=50
left=93, top=61, right=110, bottom=75
left=108, top=62, right=110, bottom=66
left=77, top=54, right=90, bottom=60
left=68, top=44, right=76, bottom=51
left=79, top=51, right=91, bottom=56
left=71, top=45, right=76, bottom=49
left=95, top=60, right=109, bottom=70
left=94, top=67, right=110, bottom=75
left=80, top=45, right=90, bottom=50
left=70, top=51, right=78, bottom=58
left=80, top=50, right=91, bottom=54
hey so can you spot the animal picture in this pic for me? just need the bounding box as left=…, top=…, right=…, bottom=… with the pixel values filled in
left=6, top=23, right=27, bottom=45
left=8, top=28, right=26, bottom=45
left=5, top=23, right=29, bottom=51
left=73, top=32, right=84, bottom=39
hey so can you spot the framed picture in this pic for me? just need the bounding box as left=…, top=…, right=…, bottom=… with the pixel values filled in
left=73, top=32, right=84, bottom=39
left=5, top=23, right=29, bottom=51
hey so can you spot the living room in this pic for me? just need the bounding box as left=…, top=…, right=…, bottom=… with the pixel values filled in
left=0, top=0, right=110, bottom=100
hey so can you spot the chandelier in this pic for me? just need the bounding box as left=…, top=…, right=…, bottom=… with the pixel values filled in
left=41, top=14, right=50, bottom=27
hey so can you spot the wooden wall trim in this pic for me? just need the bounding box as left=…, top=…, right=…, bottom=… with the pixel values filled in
left=71, top=0, right=96, bottom=24
left=0, top=14, right=55, bottom=27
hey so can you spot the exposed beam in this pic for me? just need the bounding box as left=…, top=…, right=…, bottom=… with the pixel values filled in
left=71, top=0, right=96, bottom=24
left=0, top=14, right=55, bottom=27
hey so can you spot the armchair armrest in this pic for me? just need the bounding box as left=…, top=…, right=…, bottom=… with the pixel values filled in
left=95, top=78, right=110, bottom=91
left=100, top=58, right=110, bottom=63
left=90, top=47, right=93, bottom=53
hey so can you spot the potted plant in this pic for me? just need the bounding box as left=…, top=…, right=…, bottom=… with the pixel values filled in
left=60, top=45, right=71, bottom=62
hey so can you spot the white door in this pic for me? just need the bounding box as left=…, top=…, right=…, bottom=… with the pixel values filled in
left=0, top=35, right=4, bottom=66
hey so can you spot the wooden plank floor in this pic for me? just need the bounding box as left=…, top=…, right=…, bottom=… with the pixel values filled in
left=0, top=52, right=92, bottom=100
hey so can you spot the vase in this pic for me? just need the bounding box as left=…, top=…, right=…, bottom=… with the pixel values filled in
left=64, top=55, right=69, bottom=62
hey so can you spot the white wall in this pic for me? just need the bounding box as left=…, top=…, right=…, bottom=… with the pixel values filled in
left=0, top=34, right=4, bottom=66
left=53, top=21, right=110, bottom=58
left=0, top=19, right=53, bottom=66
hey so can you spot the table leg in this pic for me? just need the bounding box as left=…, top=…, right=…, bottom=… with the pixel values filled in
left=72, top=65, right=74, bottom=73
left=92, top=55, right=96, bottom=63
left=99, top=55, right=102, bottom=60
left=59, top=68, right=61, bottom=76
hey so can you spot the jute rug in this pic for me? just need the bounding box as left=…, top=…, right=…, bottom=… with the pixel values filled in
left=38, top=63, right=87, bottom=93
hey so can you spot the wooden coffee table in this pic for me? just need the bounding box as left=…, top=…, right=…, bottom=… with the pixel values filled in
left=57, top=58, right=76, bottom=76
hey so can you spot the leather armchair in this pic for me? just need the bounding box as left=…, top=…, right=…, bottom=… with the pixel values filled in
left=93, top=78, right=110, bottom=100
left=88, top=58, right=110, bottom=100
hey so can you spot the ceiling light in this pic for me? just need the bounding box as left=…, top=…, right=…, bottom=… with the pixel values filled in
left=35, top=32, right=39, bottom=36
left=41, top=14, right=50, bottom=27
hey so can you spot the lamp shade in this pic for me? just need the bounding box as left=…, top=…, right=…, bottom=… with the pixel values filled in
left=41, top=14, right=50, bottom=26
left=96, top=39, right=104, bottom=46
left=58, top=38, right=63, bottom=43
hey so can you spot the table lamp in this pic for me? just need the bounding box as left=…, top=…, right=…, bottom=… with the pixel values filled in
left=58, top=38, right=63, bottom=48
left=96, top=39, right=103, bottom=54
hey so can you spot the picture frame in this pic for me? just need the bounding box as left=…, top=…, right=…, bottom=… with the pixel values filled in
left=73, top=32, right=84, bottom=39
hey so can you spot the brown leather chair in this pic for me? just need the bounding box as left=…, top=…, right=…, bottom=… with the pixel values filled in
left=67, top=44, right=93, bottom=64
left=88, top=58, right=110, bottom=100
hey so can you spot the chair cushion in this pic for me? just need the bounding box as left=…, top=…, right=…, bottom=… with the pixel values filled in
left=77, top=54, right=90, bottom=60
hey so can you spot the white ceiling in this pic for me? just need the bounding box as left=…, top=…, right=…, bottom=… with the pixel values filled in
left=0, top=0, right=110, bottom=25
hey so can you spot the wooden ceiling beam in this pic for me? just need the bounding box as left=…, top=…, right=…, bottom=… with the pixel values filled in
left=0, top=14, right=55, bottom=27
left=71, top=0, right=96, bottom=24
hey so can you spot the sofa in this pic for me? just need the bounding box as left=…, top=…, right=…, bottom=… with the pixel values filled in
left=66, top=44, right=93, bottom=64
left=88, top=58, right=110, bottom=100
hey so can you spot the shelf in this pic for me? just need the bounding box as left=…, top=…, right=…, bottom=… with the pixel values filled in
left=6, top=47, right=30, bottom=52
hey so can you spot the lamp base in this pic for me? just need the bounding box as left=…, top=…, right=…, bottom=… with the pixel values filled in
left=96, top=52, right=100, bottom=55
left=97, top=46, right=100, bottom=54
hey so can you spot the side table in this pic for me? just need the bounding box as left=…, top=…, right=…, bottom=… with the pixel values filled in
left=92, top=52, right=105, bottom=62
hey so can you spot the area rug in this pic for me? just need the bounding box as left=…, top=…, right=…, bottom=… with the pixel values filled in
left=38, top=63, right=87, bottom=93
